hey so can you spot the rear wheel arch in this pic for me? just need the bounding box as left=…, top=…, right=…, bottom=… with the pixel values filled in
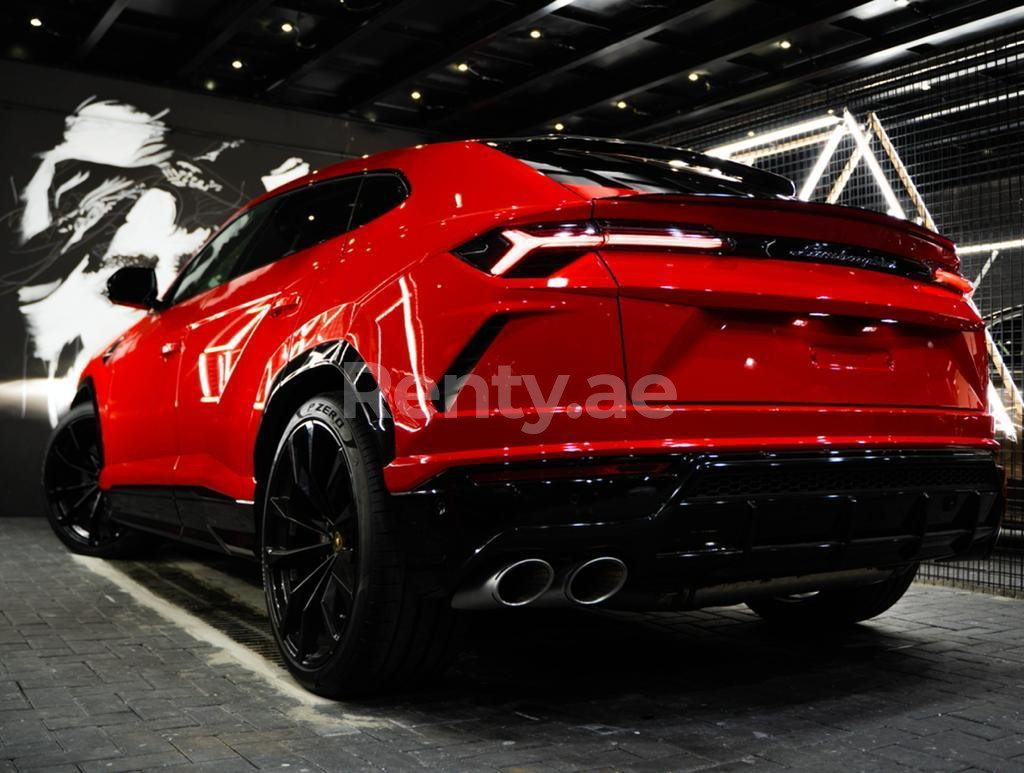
left=253, top=341, right=394, bottom=497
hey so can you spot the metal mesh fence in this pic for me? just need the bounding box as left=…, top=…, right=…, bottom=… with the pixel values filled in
left=652, top=30, right=1024, bottom=596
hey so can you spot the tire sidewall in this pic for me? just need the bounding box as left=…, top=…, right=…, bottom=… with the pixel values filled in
left=260, top=392, right=387, bottom=692
left=41, top=403, right=139, bottom=557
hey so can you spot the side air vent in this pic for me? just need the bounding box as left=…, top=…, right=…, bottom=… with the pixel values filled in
left=432, top=315, right=509, bottom=413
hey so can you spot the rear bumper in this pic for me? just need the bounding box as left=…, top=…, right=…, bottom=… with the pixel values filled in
left=394, top=447, right=1004, bottom=609
left=384, top=405, right=996, bottom=491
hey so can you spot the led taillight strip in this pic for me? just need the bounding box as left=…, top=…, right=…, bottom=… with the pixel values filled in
left=490, top=227, right=725, bottom=276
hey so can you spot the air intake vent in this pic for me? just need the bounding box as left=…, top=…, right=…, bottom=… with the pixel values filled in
left=432, top=315, right=509, bottom=413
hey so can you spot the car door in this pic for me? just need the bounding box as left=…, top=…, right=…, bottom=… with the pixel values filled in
left=98, top=305, right=191, bottom=536
left=101, top=203, right=271, bottom=536
left=173, top=175, right=363, bottom=552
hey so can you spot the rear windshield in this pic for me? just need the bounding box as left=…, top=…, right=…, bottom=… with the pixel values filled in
left=492, top=137, right=794, bottom=199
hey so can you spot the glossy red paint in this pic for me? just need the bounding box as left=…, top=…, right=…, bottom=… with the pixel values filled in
left=81, top=138, right=995, bottom=506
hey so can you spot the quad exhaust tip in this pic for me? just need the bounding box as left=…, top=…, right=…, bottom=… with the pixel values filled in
left=452, top=558, right=555, bottom=609
left=451, top=556, right=629, bottom=609
left=565, top=556, right=628, bottom=605
left=494, top=558, right=556, bottom=606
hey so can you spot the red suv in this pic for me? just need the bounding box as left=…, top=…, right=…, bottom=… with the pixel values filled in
left=43, top=136, right=1004, bottom=696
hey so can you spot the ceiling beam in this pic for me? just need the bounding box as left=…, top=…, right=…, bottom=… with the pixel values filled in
left=496, top=0, right=874, bottom=133
left=438, top=0, right=719, bottom=127
left=266, top=0, right=423, bottom=93
left=76, top=0, right=130, bottom=60
left=178, top=0, right=277, bottom=79
left=628, top=0, right=1024, bottom=140
left=335, top=0, right=575, bottom=115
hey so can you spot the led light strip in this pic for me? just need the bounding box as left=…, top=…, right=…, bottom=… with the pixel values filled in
left=490, top=229, right=604, bottom=276
left=603, top=232, right=725, bottom=249
left=842, top=110, right=906, bottom=219
left=799, top=124, right=848, bottom=201
left=705, top=115, right=841, bottom=159
left=491, top=227, right=724, bottom=276
left=957, top=239, right=1024, bottom=255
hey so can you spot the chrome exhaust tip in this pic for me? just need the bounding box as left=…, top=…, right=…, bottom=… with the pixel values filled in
left=565, top=557, right=628, bottom=605
left=452, top=558, right=555, bottom=609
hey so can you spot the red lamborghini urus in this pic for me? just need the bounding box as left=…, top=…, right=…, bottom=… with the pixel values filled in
left=43, top=136, right=1004, bottom=696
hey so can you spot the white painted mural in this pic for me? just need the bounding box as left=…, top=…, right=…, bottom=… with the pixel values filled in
left=0, top=96, right=329, bottom=425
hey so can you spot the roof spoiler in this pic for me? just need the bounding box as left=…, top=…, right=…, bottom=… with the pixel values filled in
left=484, top=134, right=796, bottom=198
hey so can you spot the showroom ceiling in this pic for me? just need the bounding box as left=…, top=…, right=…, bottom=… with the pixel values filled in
left=2, top=0, right=1022, bottom=140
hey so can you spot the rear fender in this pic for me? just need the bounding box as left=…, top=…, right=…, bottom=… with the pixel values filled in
left=254, top=340, right=394, bottom=490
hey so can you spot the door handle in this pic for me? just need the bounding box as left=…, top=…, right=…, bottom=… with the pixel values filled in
left=160, top=341, right=181, bottom=358
left=270, top=292, right=302, bottom=318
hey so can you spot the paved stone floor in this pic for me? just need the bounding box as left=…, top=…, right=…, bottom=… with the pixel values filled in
left=1, top=517, right=1023, bottom=772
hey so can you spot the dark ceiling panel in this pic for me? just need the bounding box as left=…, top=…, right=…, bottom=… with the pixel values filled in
left=0, top=0, right=1019, bottom=140
left=497, top=0, right=872, bottom=133
left=178, top=0, right=277, bottom=78
left=332, top=0, right=576, bottom=117
left=77, top=0, right=131, bottom=60
left=628, top=0, right=1024, bottom=139
left=266, top=0, right=424, bottom=94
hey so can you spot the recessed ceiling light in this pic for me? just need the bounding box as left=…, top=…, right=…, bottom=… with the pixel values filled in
left=204, top=79, right=216, bottom=91
left=778, top=39, right=792, bottom=49
left=456, top=62, right=469, bottom=72
left=29, top=17, right=42, bottom=27
left=747, top=130, right=756, bottom=137
left=615, top=100, right=628, bottom=109
left=529, top=28, right=542, bottom=39
left=688, top=72, right=700, bottom=82
left=231, top=59, right=244, bottom=70
left=554, top=122, right=565, bottom=131
left=280, top=21, right=294, bottom=33
left=410, top=89, right=422, bottom=100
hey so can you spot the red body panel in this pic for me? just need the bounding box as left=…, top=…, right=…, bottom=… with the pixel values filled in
left=79, top=139, right=995, bottom=505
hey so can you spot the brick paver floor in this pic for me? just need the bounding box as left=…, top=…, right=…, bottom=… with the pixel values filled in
left=1, top=517, right=1022, bottom=772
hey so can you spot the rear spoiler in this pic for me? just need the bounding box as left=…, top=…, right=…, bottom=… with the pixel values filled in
left=486, top=135, right=796, bottom=199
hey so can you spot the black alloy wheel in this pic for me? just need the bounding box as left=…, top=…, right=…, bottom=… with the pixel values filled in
left=43, top=403, right=151, bottom=556
left=262, top=417, right=359, bottom=670
left=261, top=392, right=461, bottom=697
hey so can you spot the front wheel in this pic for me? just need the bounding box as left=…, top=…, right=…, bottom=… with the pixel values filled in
left=746, top=564, right=919, bottom=627
left=42, top=403, right=155, bottom=557
left=260, top=393, right=460, bottom=697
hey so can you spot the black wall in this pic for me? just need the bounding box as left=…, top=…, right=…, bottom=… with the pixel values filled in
left=0, top=60, right=425, bottom=517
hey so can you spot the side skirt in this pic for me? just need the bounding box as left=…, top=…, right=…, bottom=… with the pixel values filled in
left=107, top=486, right=257, bottom=558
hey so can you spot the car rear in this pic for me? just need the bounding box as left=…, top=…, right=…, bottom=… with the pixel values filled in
left=386, top=137, right=1004, bottom=611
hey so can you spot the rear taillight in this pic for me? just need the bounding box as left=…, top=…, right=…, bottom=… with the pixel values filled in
left=933, top=267, right=974, bottom=295
left=453, top=220, right=974, bottom=295
left=453, top=220, right=725, bottom=277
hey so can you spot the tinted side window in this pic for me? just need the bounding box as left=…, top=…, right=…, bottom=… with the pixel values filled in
left=235, top=177, right=362, bottom=277
left=167, top=201, right=272, bottom=305
left=351, top=174, right=409, bottom=229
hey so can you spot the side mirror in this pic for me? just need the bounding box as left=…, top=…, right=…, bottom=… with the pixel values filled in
left=106, top=266, right=158, bottom=309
